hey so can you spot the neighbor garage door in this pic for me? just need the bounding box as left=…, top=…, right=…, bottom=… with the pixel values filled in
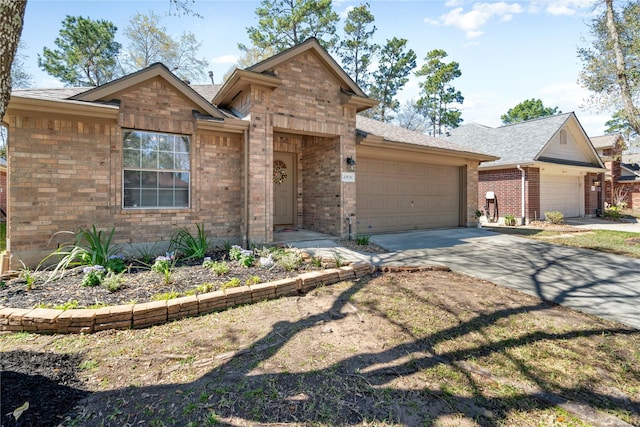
left=540, top=174, right=582, bottom=218
left=356, top=157, right=461, bottom=233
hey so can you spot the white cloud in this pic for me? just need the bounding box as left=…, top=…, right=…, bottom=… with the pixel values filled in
left=434, top=2, right=524, bottom=39
left=210, top=54, right=238, bottom=65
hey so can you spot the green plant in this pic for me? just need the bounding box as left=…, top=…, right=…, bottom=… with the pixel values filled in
left=194, top=282, right=216, bottom=293
left=229, top=245, right=254, bottom=268
left=475, top=209, right=483, bottom=218
left=355, top=234, right=371, bottom=245
left=504, top=214, right=516, bottom=226
left=55, top=300, right=80, bottom=310
left=105, top=254, right=126, bottom=274
left=77, top=225, right=119, bottom=266
left=604, top=205, right=623, bottom=219
left=203, top=258, right=229, bottom=276
left=151, top=291, right=181, bottom=301
left=169, top=223, right=209, bottom=260
left=152, top=252, right=176, bottom=284
left=246, top=275, right=261, bottom=286
left=102, top=272, right=125, bottom=292
left=221, top=277, right=241, bottom=290
left=544, top=211, right=564, bottom=225
left=331, top=249, right=345, bottom=268
left=310, top=256, right=323, bottom=268
left=275, top=250, right=302, bottom=271
left=81, top=265, right=105, bottom=287
left=19, top=261, right=36, bottom=290
left=128, top=241, right=162, bottom=265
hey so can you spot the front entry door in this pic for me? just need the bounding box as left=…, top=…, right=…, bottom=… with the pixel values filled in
left=273, top=152, right=294, bottom=225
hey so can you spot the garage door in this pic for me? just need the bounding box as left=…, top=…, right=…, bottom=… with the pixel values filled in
left=540, top=174, right=582, bottom=218
left=356, top=157, right=461, bottom=233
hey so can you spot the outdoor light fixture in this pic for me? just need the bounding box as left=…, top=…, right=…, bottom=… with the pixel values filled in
left=593, top=180, right=601, bottom=187
left=346, top=156, right=356, bottom=171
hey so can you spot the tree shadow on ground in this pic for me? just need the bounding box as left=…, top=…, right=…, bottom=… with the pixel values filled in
left=54, top=272, right=639, bottom=427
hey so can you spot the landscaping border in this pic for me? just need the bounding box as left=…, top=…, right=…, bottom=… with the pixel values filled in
left=0, top=262, right=375, bottom=334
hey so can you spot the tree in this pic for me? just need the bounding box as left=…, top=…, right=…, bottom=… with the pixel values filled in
left=415, top=49, right=463, bottom=137
left=338, top=2, right=377, bottom=90
left=0, top=0, right=27, bottom=123
left=223, top=43, right=277, bottom=82
left=163, top=32, right=209, bottom=83
left=11, top=41, right=33, bottom=89
left=121, top=12, right=172, bottom=70
left=364, top=37, right=416, bottom=122
left=605, top=110, right=638, bottom=146
left=393, top=99, right=428, bottom=133
left=245, top=0, right=339, bottom=53
left=500, top=98, right=562, bottom=125
left=38, top=15, right=122, bottom=86
left=578, top=0, right=640, bottom=136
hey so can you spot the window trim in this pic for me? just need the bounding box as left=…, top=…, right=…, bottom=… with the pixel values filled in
left=122, top=129, right=191, bottom=210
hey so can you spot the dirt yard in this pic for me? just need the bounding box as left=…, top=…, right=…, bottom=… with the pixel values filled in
left=1, top=269, right=639, bottom=426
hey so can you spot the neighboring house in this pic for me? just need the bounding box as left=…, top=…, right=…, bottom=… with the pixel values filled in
left=446, top=113, right=606, bottom=224
left=591, top=134, right=640, bottom=212
left=3, top=38, right=495, bottom=269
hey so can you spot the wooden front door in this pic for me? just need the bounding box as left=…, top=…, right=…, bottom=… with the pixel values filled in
left=273, top=152, right=294, bottom=225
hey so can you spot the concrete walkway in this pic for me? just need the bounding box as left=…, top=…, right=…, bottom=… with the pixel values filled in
left=289, top=227, right=640, bottom=330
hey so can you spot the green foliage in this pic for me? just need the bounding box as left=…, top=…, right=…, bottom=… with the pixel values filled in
left=55, top=300, right=80, bottom=311
left=152, top=253, right=176, bottom=284
left=102, top=272, right=125, bottom=292
left=194, top=282, right=215, bottom=293
left=38, top=15, right=122, bottom=86
left=81, top=265, right=105, bottom=287
left=331, top=249, right=345, bottom=268
left=170, top=224, right=209, bottom=260
left=310, top=256, right=323, bottom=268
left=355, top=234, right=371, bottom=245
left=128, top=242, right=161, bottom=266
left=229, top=245, right=254, bottom=268
left=365, top=37, right=416, bottom=122
left=221, top=277, right=241, bottom=290
left=19, top=262, right=35, bottom=291
left=544, top=211, right=565, bottom=225
left=416, top=49, right=463, bottom=136
left=604, top=205, right=623, bottom=219
left=246, top=0, right=339, bottom=52
left=246, top=275, right=261, bottom=286
left=338, top=2, right=376, bottom=89
left=78, top=225, right=119, bottom=267
left=275, top=250, right=303, bottom=271
left=152, top=291, right=180, bottom=301
left=504, top=214, right=516, bottom=226
left=105, top=255, right=126, bottom=274
left=500, top=98, right=561, bottom=125
left=203, top=258, right=229, bottom=276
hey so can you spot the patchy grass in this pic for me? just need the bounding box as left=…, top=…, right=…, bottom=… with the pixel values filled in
left=1, top=270, right=638, bottom=426
left=490, top=227, right=640, bottom=259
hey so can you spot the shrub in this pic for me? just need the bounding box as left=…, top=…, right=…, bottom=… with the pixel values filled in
left=78, top=225, right=119, bottom=266
left=229, top=245, right=254, bottom=268
left=276, top=251, right=303, bottom=271
left=152, top=252, right=176, bottom=284
left=170, top=223, right=209, bottom=260
left=102, top=272, right=125, bottom=292
left=544, top=211, right=564, bottom=225
left=221, top=277, right=241, bottom=290
left=604, top=205, right=623, bottom=219
left=194, top=282, right=216, bottom=293
left=105, top=254, right=126, bottom=274
left=81, top=265, right=105, bottom=287
left=203, top=258, right=230, bottom=276
left=246, top=276, right=261, bottom=286
left=355, top=234, right=371, bottom=245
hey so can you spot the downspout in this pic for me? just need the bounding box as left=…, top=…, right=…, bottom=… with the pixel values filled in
left=243, top=128, right=249, bottom=248
left=516, top=164, right=525, bottom=224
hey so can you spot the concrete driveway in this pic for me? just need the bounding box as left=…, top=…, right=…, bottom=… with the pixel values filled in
left=291, top=227, right=640, bottom=330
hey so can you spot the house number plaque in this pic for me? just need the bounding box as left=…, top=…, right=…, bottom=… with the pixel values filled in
left=342, top=172, right=355, bottom=183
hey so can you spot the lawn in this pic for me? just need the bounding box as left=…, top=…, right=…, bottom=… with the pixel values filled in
left=2, top=269, right=638, bottom=426
left=487, top=226, right=640, bottom=259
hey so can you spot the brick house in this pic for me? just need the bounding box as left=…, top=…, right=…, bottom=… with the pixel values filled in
left=446, top=113, right=606, bottom=224
left=591, top=134, right=640, bottom=212
left=3, top=38, right=495, bottom=269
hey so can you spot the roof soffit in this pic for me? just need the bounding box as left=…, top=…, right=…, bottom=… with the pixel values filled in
left=70, top=63, right=226, bottom=120
left=212, top=69, right=282, bottom=106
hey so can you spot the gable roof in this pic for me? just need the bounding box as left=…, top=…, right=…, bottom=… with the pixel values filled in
left=356, top=116, right=498, bottom=162
left=590, top=134, right=623, bottom=150
left=213, top=38, right=377, bottom=112
left=446, top=112, right=604, bottom=170
left=70, top=63, right=227, bottom=120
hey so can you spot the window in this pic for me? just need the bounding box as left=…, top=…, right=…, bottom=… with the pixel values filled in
left=123, top=130, right=190, bottom=209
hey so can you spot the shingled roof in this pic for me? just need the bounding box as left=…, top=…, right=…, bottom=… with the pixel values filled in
left=445, top=112, right=602, bottom=169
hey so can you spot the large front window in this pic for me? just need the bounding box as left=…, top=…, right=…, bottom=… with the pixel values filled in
left=123, top=130, right=190, bottom=209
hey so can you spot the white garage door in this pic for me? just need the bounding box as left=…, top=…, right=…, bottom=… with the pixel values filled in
left=356, top=157, right=461, bottom=233
left=540, top=174, right=582, bottom=218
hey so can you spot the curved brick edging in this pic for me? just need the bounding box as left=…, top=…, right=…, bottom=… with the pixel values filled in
left=0, top=262, right=375, bottom=334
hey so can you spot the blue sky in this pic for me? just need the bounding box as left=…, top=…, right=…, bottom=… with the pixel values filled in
left=19, top=0, right=609, bottom=136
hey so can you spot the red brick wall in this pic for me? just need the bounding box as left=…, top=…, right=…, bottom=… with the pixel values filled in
left=584, top=173, right=602, bottom=216
left=478, top=167, right=541, bottom=223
